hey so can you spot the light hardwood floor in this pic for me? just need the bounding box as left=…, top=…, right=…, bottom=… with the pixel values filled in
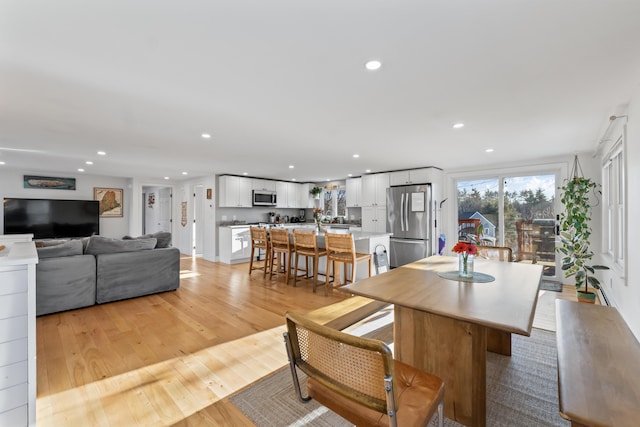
left=36, top=255, right=578, bottom=426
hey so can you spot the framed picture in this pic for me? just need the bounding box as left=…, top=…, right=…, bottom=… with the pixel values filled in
left=24, top=175, right=76, bottom=190
left=94, top=187, right=123, bottom=217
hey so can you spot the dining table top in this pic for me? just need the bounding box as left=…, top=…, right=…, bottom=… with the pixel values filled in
left=341, top=255, right=543, bottom=336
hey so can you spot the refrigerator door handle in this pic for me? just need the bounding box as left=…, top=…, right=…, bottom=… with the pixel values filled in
left=400, top=192, right=405, bottom=231
left=405, top=191, right=410, bottom=232
left=390, top=238, right=428, bottom=244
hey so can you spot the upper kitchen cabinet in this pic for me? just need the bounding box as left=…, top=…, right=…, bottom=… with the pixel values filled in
left=361, top=173, right=389, bottom=207
left=251, top=179, right=276, bottom=191
left=276, top=182, right=302, bottom=208
left=219, top=175, right=252, bottom=207
left=346, top=177, right=362, bottom=207
left=297, top=183, right=312, bottom=208
left=389, top=167, right=441, bottom=186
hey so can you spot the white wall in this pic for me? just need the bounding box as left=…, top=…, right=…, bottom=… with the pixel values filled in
left=597, top=83, right=640, bottom=338
left=0, top=168, right=130, bottom=238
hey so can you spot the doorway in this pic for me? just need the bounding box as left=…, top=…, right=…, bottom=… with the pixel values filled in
left=142, top=186, right=172, bottom=235
left=456, top=172, right=559, bottom=279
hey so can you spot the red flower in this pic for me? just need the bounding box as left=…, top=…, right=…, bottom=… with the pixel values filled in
left=452, top=241, right=477, bottom=255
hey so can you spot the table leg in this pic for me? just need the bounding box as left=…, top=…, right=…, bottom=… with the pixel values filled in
left=487, top=329, right=512, bottom=356
left=394, top=305, right=487, bottom=427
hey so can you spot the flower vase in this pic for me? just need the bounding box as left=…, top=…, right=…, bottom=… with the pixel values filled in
left=458, top=253, right=474, bottom=278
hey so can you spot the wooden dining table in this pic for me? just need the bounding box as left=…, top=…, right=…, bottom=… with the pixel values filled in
left=340, top=255, right=543, bottom=427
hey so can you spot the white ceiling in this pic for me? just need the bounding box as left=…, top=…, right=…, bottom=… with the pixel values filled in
left=1, top=1, right=639, bottom=182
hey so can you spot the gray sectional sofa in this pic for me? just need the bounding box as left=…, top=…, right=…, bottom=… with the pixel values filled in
left=36, top=233, right=180, bottom=316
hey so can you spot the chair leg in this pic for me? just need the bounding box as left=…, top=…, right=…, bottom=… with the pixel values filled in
left=263, top=248, right=270, bottom=278
left=437, top=399, right=444, bottom=427
left=248, top=247, right=255, bottom=274
left=312, top=256, right=319, bottom=293
left=293, top=253, right=299, bottom=287
left=324, top=261, right=333, bottom=296
left=285, top=251, right=292, bottom=285
left=283, top=332, right=311, bottom=403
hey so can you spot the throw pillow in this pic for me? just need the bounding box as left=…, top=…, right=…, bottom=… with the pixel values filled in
left=151, top=231, right=172, bottom=248
left=122, top=232, right=171, bottom=248
left=36, top=239, right=84, bottom=259
left=85, top=236, right=157, bottom=255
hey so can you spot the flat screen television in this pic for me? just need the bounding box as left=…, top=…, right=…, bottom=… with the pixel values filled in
left=3, top=198, right=100, bottom=239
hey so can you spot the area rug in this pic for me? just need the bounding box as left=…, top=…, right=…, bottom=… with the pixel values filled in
left=230, top=316, right=569, bottom=426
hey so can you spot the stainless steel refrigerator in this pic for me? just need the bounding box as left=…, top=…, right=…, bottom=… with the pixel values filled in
left=387, top=184, right=433, bottom=268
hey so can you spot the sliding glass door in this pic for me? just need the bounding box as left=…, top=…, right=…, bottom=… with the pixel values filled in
left=457, top=172, right=559, bottom=279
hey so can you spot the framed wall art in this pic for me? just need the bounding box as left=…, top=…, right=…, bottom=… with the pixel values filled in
left=94, top=187, right=123, bottom=217
left=24, top=175, right=76, bottom=190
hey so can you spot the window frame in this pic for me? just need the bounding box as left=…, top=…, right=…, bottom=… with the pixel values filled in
left=602, top=129, right=626, bottom=272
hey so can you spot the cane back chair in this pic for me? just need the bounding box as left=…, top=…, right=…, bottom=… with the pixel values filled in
left=283, top=311, right=444, bottom=427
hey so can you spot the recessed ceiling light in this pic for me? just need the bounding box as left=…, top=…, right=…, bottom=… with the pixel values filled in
left=0, top=161, right=5, bottom=165
left=243, top=172, right=248, bottom=175
left=182, top=172, right=188, bottom=175
left=97, top=151, right=106, bottom=155
left=365, top=60, right=382, bottom=71
left=485, top=148, right=494, bottom=153
left=77, top=168, right=85, bottom=172
left=453, top=123, right=465, bottom=129
left=164, top=176, right=170, bottom=180
left=85, top=161, right=93, bottom=165
left=201, top=133, right=211, bottom=139
left=348, top=174, right=353, bottom=177
left=365, top=169, right=371, bottom=173
left=326, top=178, right=331, bottom=182
left=291, top=178, right=296, bottom=181
left=289, top=165, right=294, bottom=169
left=353, top=154, right=360, bottom=158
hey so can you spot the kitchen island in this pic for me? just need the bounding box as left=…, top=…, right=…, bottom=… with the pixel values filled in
left=218, top=224, right=391, bottom=280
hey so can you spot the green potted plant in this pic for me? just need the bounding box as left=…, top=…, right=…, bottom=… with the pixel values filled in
left=557, top=156, right=609, bottom=303
left=310, top=186, right=323, bottom=199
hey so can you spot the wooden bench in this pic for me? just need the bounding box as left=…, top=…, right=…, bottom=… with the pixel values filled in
left=556, top=299, right=640, bottom=426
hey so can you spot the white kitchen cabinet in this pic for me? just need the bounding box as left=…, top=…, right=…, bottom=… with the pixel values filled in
left=251, top=179, right=276, bottom=191
left=389, top=168, right=439, bottom=186
left=276, top=181, right=288, bottom=208
left=362, top=206, right=387, bottom=233
left=277, top=182, right=303, bottom=208
left=297, top=183, right=311, bottom=208
left=0, top=241, right=37, bottom=427
left=218, top=175, right=252, bottom=207
left=219, top=226, right=252, bottom=264
left=361, top=173, right=389, bottom=207
left=346, top=178, right=362, bottom=207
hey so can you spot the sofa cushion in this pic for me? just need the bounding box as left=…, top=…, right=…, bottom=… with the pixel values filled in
left=85, top=235, right=157, bottom=255
left=123, top=231, right=172, bottom=248
left=36, top=239, right=84, bottom=259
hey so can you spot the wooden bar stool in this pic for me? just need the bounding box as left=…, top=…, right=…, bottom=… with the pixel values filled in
left=269, top=228, right=295, bottom=284
left=292, top=229, right=327, bottom=291
left=248, top=226, right=270, bottom=277
left=324, top=232, right=371, bottom=296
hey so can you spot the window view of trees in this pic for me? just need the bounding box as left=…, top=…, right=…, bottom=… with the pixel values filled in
left=458, top=175, right=556, bottom=272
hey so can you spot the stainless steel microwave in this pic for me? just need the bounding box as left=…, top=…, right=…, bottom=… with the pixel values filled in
left=252, top=190, right=277, bottom=206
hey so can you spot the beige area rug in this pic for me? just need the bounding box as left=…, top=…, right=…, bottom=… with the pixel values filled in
left=230, top=308, right=569, bottom=427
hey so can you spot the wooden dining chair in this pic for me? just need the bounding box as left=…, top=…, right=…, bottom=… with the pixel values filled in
left=283, top=310, right=445, bottom=427
left=476, top=245, right=513, bottom=262
left=476, top=244, right=515, bottom=355
left=269, top=228, right=295, bottom=284
left=324, top=232, right=371, bottom=296
left=248, top=226, right=271, bottom=277
left=292, top=229, right=327, bottom=291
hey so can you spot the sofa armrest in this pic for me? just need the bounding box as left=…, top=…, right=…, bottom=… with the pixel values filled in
left=95, top=247, right=180, bottom=304
left=36, top=254, right=96, bottom=316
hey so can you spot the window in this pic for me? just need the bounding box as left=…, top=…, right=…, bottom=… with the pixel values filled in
left=603, top=133, right=625, bottom=269
left=323, top=186, right=346, bottom=218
